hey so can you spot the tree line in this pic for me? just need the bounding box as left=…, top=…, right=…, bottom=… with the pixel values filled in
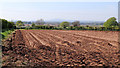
left=1, top=17, right=120, bottom=31
left=0, top=19, right=16, bottom=30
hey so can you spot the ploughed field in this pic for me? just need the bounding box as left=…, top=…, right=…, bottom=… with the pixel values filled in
left=2, top=30, right=120, bottom=66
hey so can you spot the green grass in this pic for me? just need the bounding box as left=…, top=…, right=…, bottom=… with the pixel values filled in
left=1, top=29, right=15, bottom=39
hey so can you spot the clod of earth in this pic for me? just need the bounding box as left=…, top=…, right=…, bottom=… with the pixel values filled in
left=2, top=30, right=120, bottom=67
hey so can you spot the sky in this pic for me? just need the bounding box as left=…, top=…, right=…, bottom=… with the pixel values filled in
left=0, top=0, right=119, bottom=22
left=0, top=0, right=119, bottom=2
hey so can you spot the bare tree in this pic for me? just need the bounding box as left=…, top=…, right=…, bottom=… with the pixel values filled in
left=72, top=21, right=80, bottom=27
left=36, top=19, right=45, bottom=25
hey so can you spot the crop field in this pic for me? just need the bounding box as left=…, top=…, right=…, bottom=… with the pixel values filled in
left=2, top=30, right=120, bottom=66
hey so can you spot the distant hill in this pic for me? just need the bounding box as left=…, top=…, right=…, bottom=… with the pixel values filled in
left=12, top=19, right=104, bottom=26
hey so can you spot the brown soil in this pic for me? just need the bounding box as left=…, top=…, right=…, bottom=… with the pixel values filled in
left=2, top=30, right=120, bottom=67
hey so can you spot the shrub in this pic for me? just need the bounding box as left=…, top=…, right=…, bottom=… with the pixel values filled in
left=60, top=21, right=70, bottom=28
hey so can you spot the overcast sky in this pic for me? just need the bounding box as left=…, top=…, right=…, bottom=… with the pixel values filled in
left=0, top=0, right=119, bottom=21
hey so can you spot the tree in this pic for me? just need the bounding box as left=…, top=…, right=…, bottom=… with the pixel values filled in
left=8, top=21, right=15, bottom=28
left=1, top=19, right=8, bottom=29
left=72, top=21, right=80, bottom=27
left=103, top=17, right=118, bottom=28
left=35, top=19, right=45, bottom=25
left=1, top=19, right=15, bottom=29
left=16, top=20, right=24, bottom=28
left=60, top=21, right=70, bottom=28
left=32, top=23, right=35, bottom=27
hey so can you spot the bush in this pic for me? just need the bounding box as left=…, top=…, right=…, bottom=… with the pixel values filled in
left=99, top=27, right=105, bottom=31
left=1, top=29, right=14, bottom=39
left=68, top=26, right=74, bottom=30
left=93, top=27, right=98, bottom=30
left=103, top=17, right=118, bottom=28
left=115, top=26, right=120, bottom=31
left=1, top=19, right=15, bottom=29
left=106, top=27, right=112, bottom=31
left=88, top=26, right=94, bottom=30
left=49, top=26, right=54, bottom=29
left=60, top=21, right=70, bottom=28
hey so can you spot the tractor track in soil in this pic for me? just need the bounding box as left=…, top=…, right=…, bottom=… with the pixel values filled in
left=2, top=30, right=120, bottom=67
